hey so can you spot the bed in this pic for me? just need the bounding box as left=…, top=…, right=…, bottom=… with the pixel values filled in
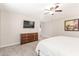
left=36, top=36, right=79, bottom=56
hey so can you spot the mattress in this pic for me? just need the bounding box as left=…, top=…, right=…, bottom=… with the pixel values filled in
left=36, top=36, right=79, bottom=56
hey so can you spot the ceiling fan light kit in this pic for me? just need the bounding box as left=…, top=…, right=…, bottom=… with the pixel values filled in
left=55, top=10, right=62, bottom=12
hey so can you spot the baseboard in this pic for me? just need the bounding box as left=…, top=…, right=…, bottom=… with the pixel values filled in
left=0, top=42, right=20, bottom=48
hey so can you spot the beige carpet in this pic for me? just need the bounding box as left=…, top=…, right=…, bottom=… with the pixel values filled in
left=0, top=41, right=38, bottom=56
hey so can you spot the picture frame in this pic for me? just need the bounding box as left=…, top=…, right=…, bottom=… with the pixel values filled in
left=64, top=19, right=79, bottom=31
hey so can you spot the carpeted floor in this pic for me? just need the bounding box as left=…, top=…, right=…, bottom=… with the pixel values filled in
left=0, top=41, right=38, bottom=56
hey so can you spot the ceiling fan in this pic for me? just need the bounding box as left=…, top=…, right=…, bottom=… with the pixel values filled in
left=44, top=3, right=62, bottom=15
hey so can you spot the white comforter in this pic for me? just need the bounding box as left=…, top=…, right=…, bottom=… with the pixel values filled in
left=36, top=36, right=79, bottom=56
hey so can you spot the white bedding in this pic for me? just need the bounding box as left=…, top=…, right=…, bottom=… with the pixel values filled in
left=36, top=36, right=79, bottom=56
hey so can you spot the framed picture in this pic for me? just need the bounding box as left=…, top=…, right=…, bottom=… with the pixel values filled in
left=64, top=19, right=79, bottom=31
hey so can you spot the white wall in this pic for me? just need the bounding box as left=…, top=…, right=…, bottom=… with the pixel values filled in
left=48, top=17, right=79, bottom=38
left=40, top=20, right=59, bottom=38
left=0, top=11, right=40, bottom=47
left=41, top=17, right=79, bottom=38
left=55, top=19, right=79, bottom=37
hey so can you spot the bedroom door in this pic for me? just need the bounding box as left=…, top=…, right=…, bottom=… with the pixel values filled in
left=40, top=22, right=49, bottom=39
left=40, top=21, right=54, bottom=39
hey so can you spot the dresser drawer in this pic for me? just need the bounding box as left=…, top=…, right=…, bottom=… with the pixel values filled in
left=20, top=33, right=38, bottom=44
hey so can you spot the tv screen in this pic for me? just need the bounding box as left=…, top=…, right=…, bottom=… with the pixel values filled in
left=23, top=21, right=35, bottom=28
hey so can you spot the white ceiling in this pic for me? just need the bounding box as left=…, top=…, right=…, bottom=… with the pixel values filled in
left=0, top=3, right=49, bottom=16
left=0, top=3, right=79, bottom=21
left=1, top=0, right=79, bottom=3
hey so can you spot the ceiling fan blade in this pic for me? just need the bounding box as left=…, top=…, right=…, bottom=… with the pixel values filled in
left=55, top=5, right=59, bottom=9
left=50, top=7, right=54, bottom=10
left=55, top=10, right=62, bottom=12
left=44, top=12, right=50, bottom=15
left=44, top=9, right=50, bottom=11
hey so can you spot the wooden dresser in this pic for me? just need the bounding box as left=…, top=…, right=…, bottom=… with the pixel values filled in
left=20, top=33, right=38, bottom=44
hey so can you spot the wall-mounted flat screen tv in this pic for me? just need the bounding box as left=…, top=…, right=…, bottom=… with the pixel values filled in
left=23, top=20, right=35, bottom=28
